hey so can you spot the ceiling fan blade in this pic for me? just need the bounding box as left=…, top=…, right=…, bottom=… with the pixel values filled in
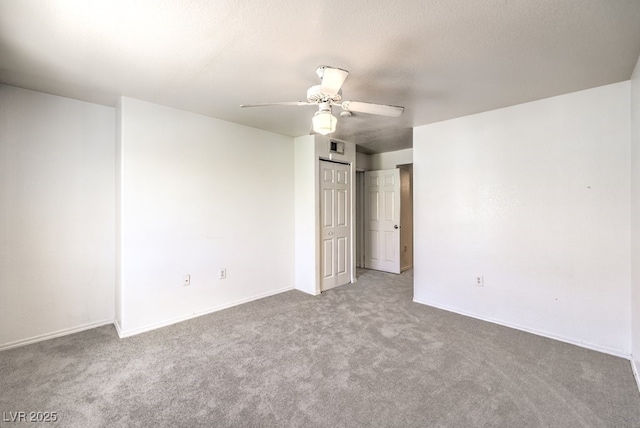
left=319, top=66, right=349, bottom=96
left=340, top=100, right=404, bottom=117
left=240, top=101, right=313, bottom=108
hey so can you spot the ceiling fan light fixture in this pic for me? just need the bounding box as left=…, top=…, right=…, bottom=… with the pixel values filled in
left=240, top=66, right=405, bottom=136
left=312, top=110, right=337, bottom=135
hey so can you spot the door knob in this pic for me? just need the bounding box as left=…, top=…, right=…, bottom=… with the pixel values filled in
left=394, top=225, right=399, bottom=229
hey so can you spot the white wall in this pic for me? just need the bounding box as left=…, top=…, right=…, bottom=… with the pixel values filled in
left=370, top=148, right=413, bottom=170
left=414, top=82, right=632, bottom=356
left=115, top=99, right=123, bottom=329
left=354, top=148, right=414, bottom=173
left=0, top=85, right=115, bottom=350
left=294, top=135, right=318, bottom=295
left=116, top=97, right=294, bottom=336
left=631, top=55, right=640, bottom=384
left=355, top=152, right=371, bottom=171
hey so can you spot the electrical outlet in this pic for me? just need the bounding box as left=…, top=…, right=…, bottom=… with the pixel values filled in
left=182, top=274, right=191, bottom=286
left=219, top=268, right=226, bottom=280
left=475, top=276, right=483, bottom=287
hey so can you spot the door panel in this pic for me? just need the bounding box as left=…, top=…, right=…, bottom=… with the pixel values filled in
left=337, top=189, right=347, bottom=226
left=323, top=239, right=333, bottom=278
left=384, top=231, right=395, bottom=261
left=323, top=189, right=334, bottom=227
left=384, top=190, right=395, bottom=221
left=323, top=168, right=334, bottom=182
left=364, top=168, right=401, bottom=274
left=369, top=230, right=379, bottom=260
left=370, top=191, right=379, bottom=221
left=337, top=169, right=348, bottom=184
left=337, top=236, right=347, bottom=274
left=320, top=161, right=352, bottom=291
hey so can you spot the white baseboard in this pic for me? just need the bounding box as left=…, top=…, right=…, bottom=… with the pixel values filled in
left=113, top=317, right=123, bottom=337
left=413, top=298, right=629, bottom=359
left=0, top=319, right=114, bottom=352
left=117, top=286, right=294, bottom=338
left=632, top=358, right=640, bottom=393
left=295, top=287, right=321, bottom=296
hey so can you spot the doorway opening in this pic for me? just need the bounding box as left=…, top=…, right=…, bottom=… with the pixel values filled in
left=355, top=163, right=413, bottom=274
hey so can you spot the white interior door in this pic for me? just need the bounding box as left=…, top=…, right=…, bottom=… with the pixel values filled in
left=320, top=160, right=351, bottom=291
left=364, top=168, right=401, bottom=274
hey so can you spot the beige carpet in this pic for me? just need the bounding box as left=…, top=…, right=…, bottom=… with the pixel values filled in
left=1, top=268, right=639, bottom=427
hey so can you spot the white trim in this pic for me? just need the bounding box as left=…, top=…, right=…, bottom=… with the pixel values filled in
left=113, top=317, right=123, bottom=337
left=632, top=358, right=640, bottom=393
left=413, top=298, right=630, bottom=359
left=117, top=286, right=294, bottom=338
left=297, top=288, right=322, bottom=296
left=0, top=319, right=114, bottom=352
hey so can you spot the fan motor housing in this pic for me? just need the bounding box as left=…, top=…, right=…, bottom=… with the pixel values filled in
left=307, top=85, right=342, bottom=104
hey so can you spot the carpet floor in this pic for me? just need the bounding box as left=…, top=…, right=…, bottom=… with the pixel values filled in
left=1, top=269, right=639, bottom=427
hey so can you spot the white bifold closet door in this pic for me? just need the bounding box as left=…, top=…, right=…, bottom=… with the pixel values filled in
left=320, top=160, right=351, bottom=291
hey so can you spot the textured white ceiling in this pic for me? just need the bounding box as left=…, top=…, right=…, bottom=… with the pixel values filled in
left=1, top=0, right=640, bottom=153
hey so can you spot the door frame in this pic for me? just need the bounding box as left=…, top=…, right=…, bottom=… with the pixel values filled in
left=355, top=170, right=366, bottom=268
left=318, top=158, right=355, bottom=292
left=398, top=164, right=414, bottom=272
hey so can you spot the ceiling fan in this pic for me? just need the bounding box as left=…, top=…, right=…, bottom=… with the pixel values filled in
left=240, top=66, right=404, bottom=135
